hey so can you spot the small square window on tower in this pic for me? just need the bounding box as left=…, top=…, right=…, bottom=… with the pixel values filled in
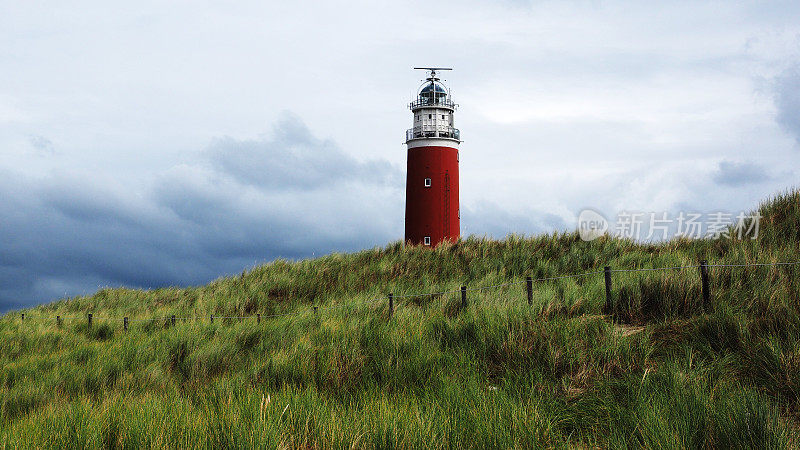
left=424, top=236, right=431, bottom=245
left=424, top=178, right=432, bottom=187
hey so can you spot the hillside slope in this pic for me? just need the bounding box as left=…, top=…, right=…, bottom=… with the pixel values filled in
left=1, top=190, right=800, bottom=448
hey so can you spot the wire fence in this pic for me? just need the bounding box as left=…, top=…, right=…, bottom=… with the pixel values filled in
left=7, top=260, right=800, bottom=329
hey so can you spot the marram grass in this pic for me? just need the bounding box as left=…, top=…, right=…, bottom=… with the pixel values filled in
left=2, top=190, right=800, bottom=448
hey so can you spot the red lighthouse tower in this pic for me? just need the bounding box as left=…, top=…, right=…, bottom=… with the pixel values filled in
left=405, top=68, right=461, bottom=247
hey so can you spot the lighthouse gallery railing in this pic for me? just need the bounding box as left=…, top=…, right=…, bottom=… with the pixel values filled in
left=406, top=126, right=461, bottom=141
left=408, top=98, right=457, bottom=110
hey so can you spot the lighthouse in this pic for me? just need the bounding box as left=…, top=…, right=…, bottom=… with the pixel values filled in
left=404, top=68, right=461, bottom=247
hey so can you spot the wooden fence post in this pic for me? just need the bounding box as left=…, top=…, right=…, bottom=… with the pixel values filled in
left=461, top=286, right=467, bottom=309
left=210, top=314, right=214, bottom=324
left=604, top=266, right=613, bottom=315
left=526, top=276, right=533, bottom=306
left=21, top=313, right=24, bottom=321
left=257, top=313, right=261, bottom=323
left=57, top=316, right=61, bottom=327
left=88, top=313, right=93, bottom=328
left=171, top=315, right=176, bottom=326
left=123, top=317, right=129, bottom=331
left=388, top=293, right=394, bottom=316
left=700, top=260, right=710, bottom=311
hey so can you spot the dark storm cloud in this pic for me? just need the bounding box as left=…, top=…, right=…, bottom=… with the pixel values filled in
left=40, top=177, right=143, bottom=227
left=0, top=172, right=208, bottom=308
left=774, top=65, right=800, bottom=146
left=207, top=113, right=402, bottom=190
left=0, top=114, right=404, bottom=313
left=712, top=160, right=771, bottom=186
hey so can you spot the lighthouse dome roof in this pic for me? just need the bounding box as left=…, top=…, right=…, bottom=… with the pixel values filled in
left=420, top=81, right=447, bottom=95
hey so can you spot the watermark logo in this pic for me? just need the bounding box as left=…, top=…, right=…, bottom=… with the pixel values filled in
left=577, top=209, right=761, bottom=242
left=577, top=209, right=609, bottom=241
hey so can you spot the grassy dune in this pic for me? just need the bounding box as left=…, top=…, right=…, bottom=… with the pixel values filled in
left=1, top=190, right=799, bottom=448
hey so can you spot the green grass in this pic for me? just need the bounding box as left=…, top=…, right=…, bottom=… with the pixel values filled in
left=2, top=189, right=800, bottom=448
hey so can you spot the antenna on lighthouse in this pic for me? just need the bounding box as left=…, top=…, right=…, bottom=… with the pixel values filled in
left=413, top=67, right=452, bottom=81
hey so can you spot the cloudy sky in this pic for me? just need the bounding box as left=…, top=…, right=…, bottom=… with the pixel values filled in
left=2, top=1, right=800, bottom=311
